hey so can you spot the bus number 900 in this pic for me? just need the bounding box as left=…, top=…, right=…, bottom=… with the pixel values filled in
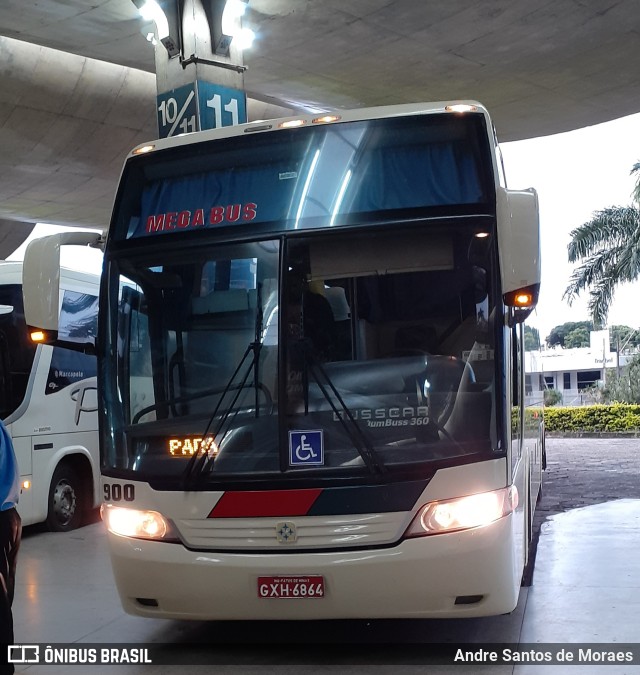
left=103, top=483, right=135, bottom=502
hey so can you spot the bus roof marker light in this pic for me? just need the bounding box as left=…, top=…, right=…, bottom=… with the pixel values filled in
left=133, top=144, right=156, bottom=155
left=445, top=104, right=478, bottom=113
left=312, top=115, right=341, bottom=124
left=279, top=119, right=307, bottom=129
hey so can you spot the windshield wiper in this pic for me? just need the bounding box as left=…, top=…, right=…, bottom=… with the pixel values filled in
left=181, top=342, right=261, bottom=488
left=301, top=343, right=386, bottom=475
left=182, top=283, right=265, bottom=489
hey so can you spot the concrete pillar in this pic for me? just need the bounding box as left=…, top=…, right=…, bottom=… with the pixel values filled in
left=143, top=0, right=249, bottom=138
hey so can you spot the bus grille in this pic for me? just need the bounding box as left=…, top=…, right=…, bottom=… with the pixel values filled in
left=175, top=511, right=408, bottom=550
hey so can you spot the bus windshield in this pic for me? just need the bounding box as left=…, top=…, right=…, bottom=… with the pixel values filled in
left=112, top=113, right=494, bottom=241
left=104, top=223, right=499, bottom=483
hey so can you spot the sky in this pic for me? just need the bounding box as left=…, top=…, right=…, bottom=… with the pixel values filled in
left=8, top=111, right=640, bottom=344
left=501, top=112, right=640, bottom=342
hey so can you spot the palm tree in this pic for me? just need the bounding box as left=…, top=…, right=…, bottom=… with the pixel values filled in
left=633, top=161, right=640, bottom=203
left=563, top=163, right=640, bottom=326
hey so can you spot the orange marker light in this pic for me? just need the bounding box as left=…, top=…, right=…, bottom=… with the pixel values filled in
left=30, top=330, right=46, bottom=343
left=312, top=115, right=341, bottom=124
left=515, top=293, right=533, bottom=307
left=279, top=119, right=306, bottom=129
left=445, top=104, right=478, bottom=113
left=133, top=144, right=156, bottom=155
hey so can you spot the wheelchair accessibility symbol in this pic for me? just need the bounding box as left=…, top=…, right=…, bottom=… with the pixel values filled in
left=289, top=430, right=324, bottom=466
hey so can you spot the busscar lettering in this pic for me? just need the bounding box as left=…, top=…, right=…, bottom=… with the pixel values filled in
left=333, top=406, right=428, bottom=422
left=145, top=202, right=257, bottom=233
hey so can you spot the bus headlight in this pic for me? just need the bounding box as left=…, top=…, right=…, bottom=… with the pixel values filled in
left=101, top=504, right=177, bottom=541
left=405, top=486, right=518, bottom=537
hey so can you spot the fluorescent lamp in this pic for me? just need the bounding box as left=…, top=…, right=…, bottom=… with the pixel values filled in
left=134, top=0, right=180, bottom=57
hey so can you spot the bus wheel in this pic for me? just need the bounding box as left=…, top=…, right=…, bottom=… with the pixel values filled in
left=47, top=464, right=84, bottom=532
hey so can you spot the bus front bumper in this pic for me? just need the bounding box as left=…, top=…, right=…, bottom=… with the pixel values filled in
left=106, top=514, right=520, bottom=620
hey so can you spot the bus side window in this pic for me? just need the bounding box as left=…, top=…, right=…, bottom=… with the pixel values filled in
left=120, top=285, right=154, bottom=424
left=46, top=290, right=98, bottom=396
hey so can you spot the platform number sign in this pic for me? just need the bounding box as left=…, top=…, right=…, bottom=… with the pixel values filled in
left=197, top=81, right=247, bottom=130
left=157, top=82, right=247, bottom=138
left=156, top=84, right=198, bottom=138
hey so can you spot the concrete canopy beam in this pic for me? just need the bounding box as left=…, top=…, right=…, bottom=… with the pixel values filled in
left=0, top=0, right=638, bottom=228
left=0, top=219, right=35, bottom=259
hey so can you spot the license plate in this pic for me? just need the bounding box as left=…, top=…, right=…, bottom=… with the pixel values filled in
left=258, top=575, right=325, bottom=599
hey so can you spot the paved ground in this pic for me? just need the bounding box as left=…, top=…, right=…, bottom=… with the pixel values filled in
left=526, top=436, right=640, bottom=584
left=11, top=435, right=639, bottom=673
left=537, top=436, right=640, bottom=520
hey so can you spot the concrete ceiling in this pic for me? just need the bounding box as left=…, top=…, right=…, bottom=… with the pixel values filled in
left=0, top=0, right=639, bottom=235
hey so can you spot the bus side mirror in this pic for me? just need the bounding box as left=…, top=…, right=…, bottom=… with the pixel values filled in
left=496, top=187, right=540, bottom=323
left=22, top=231, right=104, bottom=348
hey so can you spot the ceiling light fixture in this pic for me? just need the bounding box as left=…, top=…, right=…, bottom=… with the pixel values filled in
left=133, top=0, right=180, bottom=57
left=216, top=0, right=255, bottom=54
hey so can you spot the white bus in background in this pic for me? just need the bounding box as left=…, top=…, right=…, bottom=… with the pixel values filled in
left=0, top=261, right=100, bottom=531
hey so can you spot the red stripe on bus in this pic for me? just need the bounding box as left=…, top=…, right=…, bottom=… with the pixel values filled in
left=208, top=489, right=323, bottom=518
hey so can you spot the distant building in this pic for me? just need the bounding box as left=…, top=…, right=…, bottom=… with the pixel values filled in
left=525, top=329, right=637, bottom=406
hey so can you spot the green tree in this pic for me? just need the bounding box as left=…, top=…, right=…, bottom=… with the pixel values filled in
left=524, top=325, right=540, bottom=351
left=601, top=354, right=640, bottom=403
left=546, top=321, right=593, bottom=348
left=564, top=326, right=590, bottom=348
left=609, top=325, right=640, bottom=351
left=543, top=389, right=563, bottom=406
left=633, top=161, right=640, bottom=203
left=563, top=162, right=640, bottom=326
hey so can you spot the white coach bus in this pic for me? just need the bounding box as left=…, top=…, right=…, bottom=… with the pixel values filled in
left=0, top=261, right=100, bottom=530
left=23, top=101, right=544, bottom=617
